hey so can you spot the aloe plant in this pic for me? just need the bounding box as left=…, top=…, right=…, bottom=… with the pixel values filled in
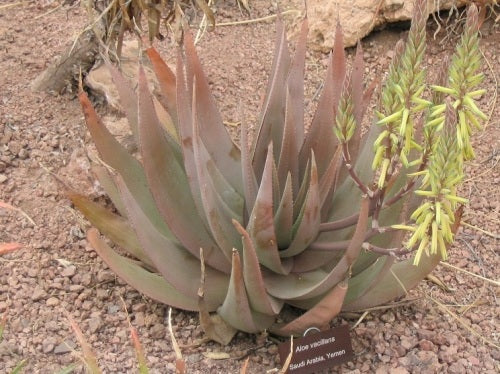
left=71, top=0, right=485, bottom=339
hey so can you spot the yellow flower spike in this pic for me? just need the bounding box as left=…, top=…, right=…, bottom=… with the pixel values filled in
left=445, top=194, right=467, bottom=204
left=377, top=109, right=403, bottom=125
left=399, top=108, right=410, bottom=137
left=413, top=236, right=429, bottom=266
left=415, top=190, right=436, bottom=197
left=430, top=85, right=456, bottom=95
left=374, top=130, right=389, bottom=147
left=435, top=202, right=442, bottom=225
left=410, top=201, right=432, bottom=220
left=392, top=224, right=416, bottom=231
left=431, top=221, right=438, bottom=254
left=372, top=146, right=386, bottom=170
left=378, top=158, right=390, bottom=188
left=468, top=89, right=486, bottom=97
left=430, top=104, right=446, bottom=117
left=465, top=110, right=482, bottom=130
left=426, top=116, right=445, bottom=128
left=463, top=95, right=487, bottom=120
left=438, top=232, right=448, bottom=261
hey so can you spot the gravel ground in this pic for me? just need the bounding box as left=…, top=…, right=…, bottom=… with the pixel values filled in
left=0, top=1, right=498, bottom=373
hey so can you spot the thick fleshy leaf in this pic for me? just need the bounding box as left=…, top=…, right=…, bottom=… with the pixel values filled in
left=279, top=154, right=320, bottom=258
left=192, top=84, right=244, bottom=218
left=274, top=173, right=294, bottom=249
left=183, top=31, right=243, bottom=194
left=198, top=248, right=237, bottom=345
left=87, top=229, right=199, bottom=311
left=146, top=47, right=178, bottom=126
left=217, top=251, right=275, bottom=333
left=252, top=18, right=291, bottom=180
left=264, top=196, right=370, bottom=300
left=193, top=102, right=242, bottom=258
left=286, top=18, right=308, bottom=152
left=276, top=280, right=348, bottom=336
left=248, top=143, right=293, bottom=275
left=78, top=90, right=173, bottom=239
left=299, top=24, right=345, bottom=177
left=91, top=164, right=127, bottom=217
left=240, top=115, right=257, bottom=219
left=277, top=89, right=298, bottom=192
left=152, top=95, right=179, bottom=143
left=136, top=67, right=230, bottom=273
left=293, top=157, right=310, bottom=219
left=233, top=219, right=283, bottom=315
left=342, top=255, right=395, bottom=306
left=116, top=177, right=229, bottom=308
left=330, top=23, right=347, bottom=114
left=318, top=146, right=342, bottom=220
left=175, top=53, right=209, bottom=227
left=69, top=192, right=154, bottom=269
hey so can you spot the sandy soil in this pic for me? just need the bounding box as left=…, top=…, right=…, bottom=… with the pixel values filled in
left=0, top=1, right=498, bottom=373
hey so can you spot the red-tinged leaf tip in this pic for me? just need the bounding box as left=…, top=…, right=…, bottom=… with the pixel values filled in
left=277, top=280, right=348, bottom=335
left=66, top=312, right=101, bottom=373
left=0, top=242, right=22, bottom=255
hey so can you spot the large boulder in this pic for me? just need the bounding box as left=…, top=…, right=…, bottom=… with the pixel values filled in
left=307, top=0, right=468, bottom=51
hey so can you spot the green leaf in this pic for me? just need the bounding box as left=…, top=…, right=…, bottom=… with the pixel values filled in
left=217, top=251, right=275, bottom=333
left=78, top=90, right=173, bottom=240
left=274, top=173, right=294, bottom=249
left=248, top=143, right=293, bottom=275
left=265, top=196, right=370, bottom=301
left=279, top=154, right=320, bottom=258
left=183, top=31, right=243, bottom=194
left=192, top=105, right=242, bottom=257
left=116, top=176, right=229, bottom=308
left=252, top=17, right=291, bottom=180
left=87, top=228, right=199, bottom=311
left=276, top=280, right=348, bottom=336
left=136, top=67, right=230, bottom=273
left=68, top=193, right=155, bottom=269
left=233, top=219, right=283, bottom=315
left=146, top=47, right=178, bottom=127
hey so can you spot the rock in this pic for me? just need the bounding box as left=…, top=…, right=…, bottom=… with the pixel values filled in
left=134, top=312, right=145, bottom=327
left=31, top=286, right=47, bottom=301
left=61, top=265, right=76, bottom=277
left=448, top=362, right=466, bottom=374
left=107, top=304, right=120, bottom=314
left=69, top=284, right=84, bottom=292
left=375, top=365, right=389, bottom=373
left=418, top=339, right=434, bottom=351
left=400, top=335, right=418, bottom=350
left=58, top=149, right=96, bottom=196
left=96, top=270, right=115, bottom=283
left=389, top=367, right=409, bottom=374
left=307, top=0, right=468, bottom=51
left=88, top=316, right=103, bottom=333
left=380, top=311, right=395, bottom=323
left=150, top=323, right=165, bottom=339
left=0, top=174, right=7, bottom=184
left=439, top=346, right=458, bottom=363
left=46, top=297, right=59, bottom=306
left=42, top=337, right=57, bottom=353
left=399, top=350, right=440, bottom=372
left=54, top=340, right=75, bottom=354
